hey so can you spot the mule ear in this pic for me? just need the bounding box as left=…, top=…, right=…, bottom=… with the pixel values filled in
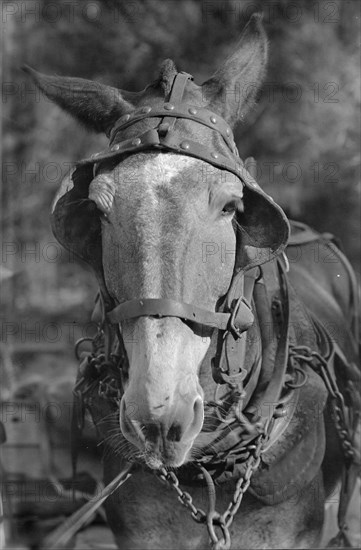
left=202, top=13, right=268, bottom=126
left=22, top=66, right=133, bottom=135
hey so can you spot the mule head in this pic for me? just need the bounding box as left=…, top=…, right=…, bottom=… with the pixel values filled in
left=27, top=15, right=288, bottom=468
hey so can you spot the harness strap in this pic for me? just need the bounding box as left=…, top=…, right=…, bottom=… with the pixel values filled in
left=109, top=102, right=233, bottom=147
left=159, top=133, right=244, bottom=179
left=248, top=259, right=291, bottom=425
left=166, top=71, right=192, bottom=103
left=211, top=269, right=259, bottom=385
left=252, top=275, right=279, bottom=387
left=160, top=72, right=193, bottom=135
left=261, top=262, right=290, bottom=402
left=84, top=129, right=260, bottom=195
left=107, top=297, right=254, bottom=334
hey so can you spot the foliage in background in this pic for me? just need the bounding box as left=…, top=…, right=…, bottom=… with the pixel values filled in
left=1, top=0, right=360, bottom=326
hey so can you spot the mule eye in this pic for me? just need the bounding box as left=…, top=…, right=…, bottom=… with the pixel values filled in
left=221, top=201, right=237, bottom=216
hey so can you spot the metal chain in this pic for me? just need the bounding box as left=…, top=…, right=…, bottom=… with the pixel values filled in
left=222, top=432, right=265, bottom=528
left=207, top=433, right=267, bottom=550
left=289, top=345, right=356, bottom=463
left=157, top=468, right=207, bottom=524
left=73, top=331, right=124, bottom=414
left=158, top=346, right=357, bottom=550
left=290, top=343, right=360, bottom=546
left=157, top=429, right=268, bottom=550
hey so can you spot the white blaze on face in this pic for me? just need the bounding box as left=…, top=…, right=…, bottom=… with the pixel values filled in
left=116, top=154, right=207, bottom=298
left=94, top=152, right=239, bottom=464
left=117, top=157, right=211, bottom=405
left=122, top=316, right=208, bottom=412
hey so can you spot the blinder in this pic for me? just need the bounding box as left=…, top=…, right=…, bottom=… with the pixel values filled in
left=51, top=71, right=289, bottom=337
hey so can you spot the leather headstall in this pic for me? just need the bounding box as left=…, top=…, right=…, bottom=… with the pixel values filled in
left=59, top=71, right=289, bottom=385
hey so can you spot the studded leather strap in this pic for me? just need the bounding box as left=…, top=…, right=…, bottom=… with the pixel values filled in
left=109, top=102, right=235, bottom=148
left=157, top=72, right=192, bottom=136
left=81, top=129, right=263, bottom=199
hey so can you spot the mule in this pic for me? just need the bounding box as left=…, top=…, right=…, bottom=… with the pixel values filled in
left=25, top=14, right=360, bottom=550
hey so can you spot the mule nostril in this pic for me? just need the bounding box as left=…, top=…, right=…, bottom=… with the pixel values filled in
left=167, top=423, right=182, bottom=442
left=145, top=423, right=160, bottom=443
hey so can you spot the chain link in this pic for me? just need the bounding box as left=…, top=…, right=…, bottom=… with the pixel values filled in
left=73, top=331, right=124, bottom=410
left=157, top=428, right=269, bottom=550
left=289, top=345, right=356, bottom=463
left=222, top=432, right=265, bottom=529
left=157, top=468, right=207, bottom=523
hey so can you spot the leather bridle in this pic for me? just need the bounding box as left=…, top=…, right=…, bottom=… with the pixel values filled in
left=88, top=71, right=275, bottom=365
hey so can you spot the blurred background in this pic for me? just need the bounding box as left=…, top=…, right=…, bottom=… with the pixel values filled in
left=0, top=1, right=360, bottom=547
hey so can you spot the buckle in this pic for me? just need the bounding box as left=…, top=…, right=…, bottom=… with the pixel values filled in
left=229, top=297, right=253, bottom=338
left=158, top=122, right=170, bottom=136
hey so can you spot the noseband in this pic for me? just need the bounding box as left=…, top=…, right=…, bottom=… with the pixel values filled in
left=88, top=71, right=268, bottom=339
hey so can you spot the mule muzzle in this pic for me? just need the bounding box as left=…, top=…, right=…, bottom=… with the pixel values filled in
left=119, top=393, right=204, bottom=467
